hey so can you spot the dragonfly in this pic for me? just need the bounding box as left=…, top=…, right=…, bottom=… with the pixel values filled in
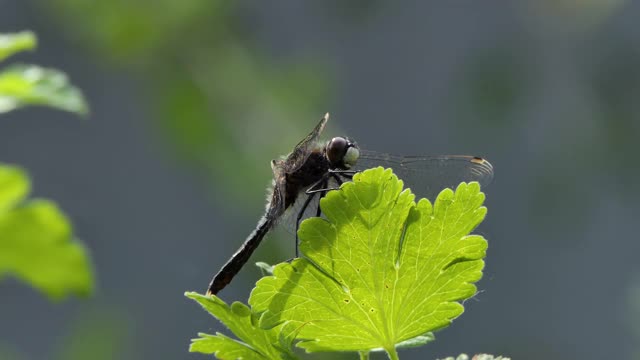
left=206, top=113, right=493, bottom=296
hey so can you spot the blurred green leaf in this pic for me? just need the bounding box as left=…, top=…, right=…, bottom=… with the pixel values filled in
left=186, top=292, right=299, bottom=360
left=0, top=31, right=36, bottom=62
left=0, top=64, right=88, bottom=115
left=250, top=168, right=488, bottom=355
left=46, top=0, right=222, bottom=62
left=0, top=165, right=30, bottom=213
left=0, top=164, right=94, bottom=300
left=54, top=307, right=133, bottom=360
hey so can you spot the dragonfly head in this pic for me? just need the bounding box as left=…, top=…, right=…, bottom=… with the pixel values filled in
left=326, top=136, right=360, bottom=169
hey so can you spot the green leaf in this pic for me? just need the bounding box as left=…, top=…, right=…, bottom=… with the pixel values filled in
left=0, top=64, right=88, bottom=115
left=0, top=164, right=93, bottom=300
left=0, top=31, right=36, bottom=62
left=250, top=167, right=488, bottom=355
left=186, top=292, right=300, bottom=360
left=0, top=165, right=30, bottom=213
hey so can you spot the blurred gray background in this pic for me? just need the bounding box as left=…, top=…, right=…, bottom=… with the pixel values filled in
left=1, top=1, right=639, bottom=359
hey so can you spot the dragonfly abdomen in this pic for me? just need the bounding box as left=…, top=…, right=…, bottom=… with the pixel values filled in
left=206, top=215, right=275, bottom=296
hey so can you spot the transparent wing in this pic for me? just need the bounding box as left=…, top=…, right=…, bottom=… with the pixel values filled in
left=283, top=113, right=329, bottom=173
left=356, top=150, right=494, bottom=201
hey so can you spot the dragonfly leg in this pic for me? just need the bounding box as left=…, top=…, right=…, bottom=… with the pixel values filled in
left=332, top=172, right=352, bottom=185
left=329, top=169, right=355, bottom=184
left=306, top=171, right=354, bottom=195
left=304, top=172, right=332, bottom=195
left=295, top=191, right=317, bottom=257
left=315, top=178, right=329, bottom=217
left=329, top=169, right=358, bottom=175
left=306, top=187, right=340, bottom=194
left=305, top=173, right=341, bottom=194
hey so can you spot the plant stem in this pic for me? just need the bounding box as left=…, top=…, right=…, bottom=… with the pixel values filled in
left=358, top=351, right=370, bottom=360
left=386, top=346, right=399, bottom=360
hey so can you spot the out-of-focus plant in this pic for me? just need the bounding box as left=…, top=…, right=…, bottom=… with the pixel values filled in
left=0, top=31, right=93, bottom=300
left=0, top=31, right=88, bottom=115
left=187, top=169, right=501, bottom=359
left=45, top=0, right=330, bottom=202
left=53, top=307, right=134, bottom=360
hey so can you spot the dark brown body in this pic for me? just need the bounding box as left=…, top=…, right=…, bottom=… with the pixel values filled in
left=207, top=147, right=333, bottom=295
left=282, top=150, right=331, bottom=209
left=206, top=113, right=357, bottom=296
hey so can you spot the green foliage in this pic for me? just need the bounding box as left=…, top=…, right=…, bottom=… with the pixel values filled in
left=0, top=31, right=92, bottom=300
left=189, top=168, right=488, bottom=359
left=0, top=31, right=88, bottom=115
left=46, top=0, right=217, bottom=62
left=0, top=164, right=93, bottom=300
left=0, top=64, right=89, bottom=115
left=186, top=292, right=299, bottom=360
left=0, top=31, right=36, bottom=62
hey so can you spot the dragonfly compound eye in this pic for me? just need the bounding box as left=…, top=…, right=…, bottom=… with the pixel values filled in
left=327, top=137, right=348, bottom=167
left=327, top=137, right=359, bottom=169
